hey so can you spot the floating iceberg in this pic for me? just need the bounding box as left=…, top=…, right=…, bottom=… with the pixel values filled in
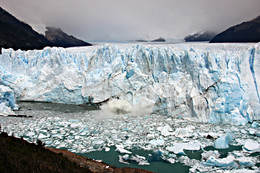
left=0, top=43, right=259, bottom=124
left=166, top=141, right=201, bottom=155
left=199, top=150, right=258, bottom=171
left=213, top=133, right=233, bottom=149
left=202, top=155, right=239, bottom=168
left=243, top=139, right=260, bottom=153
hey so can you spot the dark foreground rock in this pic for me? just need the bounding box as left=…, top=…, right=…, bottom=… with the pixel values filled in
left=0, top=132, right=153, bottom=173
left=210, top=15, right=260, bottom=43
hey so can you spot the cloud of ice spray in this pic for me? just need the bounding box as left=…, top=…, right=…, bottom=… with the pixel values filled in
left=94, top=99, right=154, bottom=121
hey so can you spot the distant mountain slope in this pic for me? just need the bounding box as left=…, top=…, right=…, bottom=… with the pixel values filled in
left=210, top=16, right=260, bottom=43
left=0, top=7, right=91, bottom=53
left=0, top=7, right=53, bottom=52
left=45, top=27, right=91, bottom=47
left=151, top=37, right=166, bottom=42
left=185, top=32, right=216, bottom=42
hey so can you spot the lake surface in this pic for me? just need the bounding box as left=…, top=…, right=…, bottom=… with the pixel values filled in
left=0, top=101, right=259, bottom=173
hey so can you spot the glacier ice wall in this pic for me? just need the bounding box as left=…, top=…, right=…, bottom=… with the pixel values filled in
left=0, top=43, right=259, bottom=124
left=0, top=85, right=18, bottom=115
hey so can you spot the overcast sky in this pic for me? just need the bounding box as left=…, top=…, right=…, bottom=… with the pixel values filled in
left=1, top=0, right=260, bottom=41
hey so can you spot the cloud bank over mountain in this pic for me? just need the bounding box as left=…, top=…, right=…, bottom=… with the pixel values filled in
left=1, top=0, right=260, bottom=41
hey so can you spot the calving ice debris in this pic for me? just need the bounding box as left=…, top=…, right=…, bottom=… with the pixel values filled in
left=0, top=43, right=260, bottom=172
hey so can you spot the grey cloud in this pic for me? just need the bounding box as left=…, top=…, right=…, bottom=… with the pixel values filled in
left=1, top=0, right=260, bottom=41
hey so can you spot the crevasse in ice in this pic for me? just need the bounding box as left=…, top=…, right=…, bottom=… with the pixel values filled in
left=0, top=43, right=259, bottom=124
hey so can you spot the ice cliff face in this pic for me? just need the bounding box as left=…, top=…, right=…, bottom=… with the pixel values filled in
left=0, top=85, right=18, bottom=115
left=0, top=43, right=259, bottom=124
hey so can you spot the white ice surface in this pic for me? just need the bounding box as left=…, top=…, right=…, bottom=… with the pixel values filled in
left=0, top=43, right=260, bottom=124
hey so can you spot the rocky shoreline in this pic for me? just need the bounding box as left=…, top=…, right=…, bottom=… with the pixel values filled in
left=0, top=132, right=153, bottom=173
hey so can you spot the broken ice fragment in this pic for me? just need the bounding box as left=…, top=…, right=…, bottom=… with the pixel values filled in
left=251, top=122, right=259, bottom=128
left=157, top=125, right=173, bottom=136
left=167, top=158, right=175, bottom=164
left=237, top=157, right=255, bottom=168
left=115, top=145, right=132, bottom=154
left=243, top=139, right=260, bottom=153
left=166, top=141, right=201, bottom=155
left=149, top=138, right=165, bottom=146
left=202, top=155, right=238, bottom=168
left=201, top=150, right=220, bottom=161
left=38, top=133, right=50, bottom=139
left=105, top=147, right=110, bottom=152
left=26, top=132, right=35, bottom=138
left=248, top=129, right=256, bottom=135
left=173, top=127, right=193, bottom=138
left=118, top=155, right=129, bottom=164
left=146, top=133, right=155, bottom=140
left=45, top=141, right=53, bottom=145
left=213, top=133, right=233, bottom=149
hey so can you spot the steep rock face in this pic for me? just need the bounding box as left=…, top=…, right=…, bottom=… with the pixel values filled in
left=0, top=7, right=91, bottom=53
left=0, top=43, right=259, bottom=125
left=185, top=32, right=216, bottom=42
left=210, top=16, right=260, bottom=43
left=45, top=26, right=92, bottom=47
left=0, top=7, right=53, bottom=52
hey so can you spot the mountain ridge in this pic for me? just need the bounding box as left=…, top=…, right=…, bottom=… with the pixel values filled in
left=0, top=7, right=53, bottom=52
left=185, top=31, right=216, bottom=42
left=45, top=26, right=91, bottom=47
left=0, top=7, right=91, bottom=53
left=210, top=16, right=260, bottom=43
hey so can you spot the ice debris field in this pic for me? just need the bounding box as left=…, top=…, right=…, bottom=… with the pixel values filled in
left=0, top=43, right=260, bottom=172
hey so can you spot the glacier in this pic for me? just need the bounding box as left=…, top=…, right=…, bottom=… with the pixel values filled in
left=0, top=43, right=259, bottom=124
left=0, top=85, right=18, bottom=115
